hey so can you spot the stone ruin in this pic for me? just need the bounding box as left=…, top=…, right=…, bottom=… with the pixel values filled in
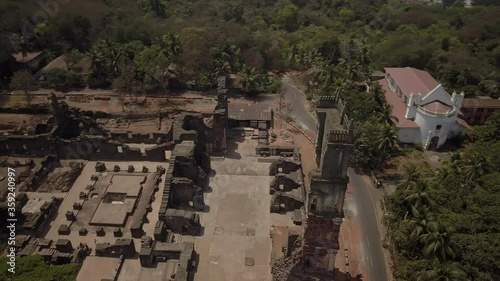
left=269, top=154, right=305, bottom=216
left=0, top=91, right=230, bottom=163
left=16, top=235, right=90, bottom=265
left=0, top=91, right=231, bottom=281
left=139, top=235, right=195, bottom=280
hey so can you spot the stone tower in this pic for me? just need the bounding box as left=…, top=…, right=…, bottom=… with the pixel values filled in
left=303, top=95, right=354, bottom=279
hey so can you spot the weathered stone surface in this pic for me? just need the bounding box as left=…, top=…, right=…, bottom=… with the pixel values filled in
left=95, top=162, right=106, bottom=172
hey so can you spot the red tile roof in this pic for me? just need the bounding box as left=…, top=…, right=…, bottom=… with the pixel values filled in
left=457, top=118, right=470, bottom=129
left=12, top=51, right=43, bottom=63
left=463, top=98, right=500, bottom=109
left=421, top=101, right=453, bottom=114
left=379, top=79, right=419, bottom=128
left=385, top=67, right=439, bottom=98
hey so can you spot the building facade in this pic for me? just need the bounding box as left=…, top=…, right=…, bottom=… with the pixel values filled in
left=379, top=67, right=468, bottom=150
left=302, top=96, right=353, bottom=279
left=461, top=97, right=500, bottom=125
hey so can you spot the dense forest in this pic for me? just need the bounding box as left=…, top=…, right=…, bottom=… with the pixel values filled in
left=0, top=0, right=499, bottom=96
left=386, top=112, right=500, bottom=281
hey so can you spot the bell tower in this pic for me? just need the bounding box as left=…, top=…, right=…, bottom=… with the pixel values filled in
left=303, top=95, right=354, bottom=278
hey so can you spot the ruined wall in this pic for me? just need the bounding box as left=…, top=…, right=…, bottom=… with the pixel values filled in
left=269, top=158, right=301, bottom=175
left=302, top=95, right=354, bottom=278
left=270, top=193, right=304, bottom=213
left=171, top=177, right=205, bottom=210
left=53, top=136, right=173, bottom=162
left=302, top=215, right=342, bottom=275
left=163, top=209, right=201, bottom=236
left=210, top=94, right=229, bottom=154
left=270, top=174, right=301, bottom=193
left=256, top=145, right=297, bottom=157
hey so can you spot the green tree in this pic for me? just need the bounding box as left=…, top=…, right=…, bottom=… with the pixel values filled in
left=135, top=45, right=171, bottom=94
left=155, top=33, right=182, bottom=58
left=376, top=123, right=398, bottom=169
left=275, top=4, right=300, bottom=32
left=398, top=164, right=422, bottom=190
left=404, top=204, right=435, bottom=238
left=414, top=262, right=467, bottom=281
left=404, top=180, right=433, bottom=207
left=420, top=223, right=457, bottom=262
left=10, top=34, right=32, bottom=60
left=10, top=70, right=33, bottom=105
left=64, top=49, right=84, bottom=70
left=457, top=153, right=490, bottom=185
left=112, top=64, right=142, bottom=111
left=471, top=112, right=500, bottom=144
left=239, top=65, right=265, bottom=94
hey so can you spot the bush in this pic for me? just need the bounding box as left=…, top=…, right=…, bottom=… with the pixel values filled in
left=265, top=75, right=282, bottom=93
left=40, top=69, right=86, bottom=90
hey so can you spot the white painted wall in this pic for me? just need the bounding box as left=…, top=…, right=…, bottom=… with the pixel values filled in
left=414, top=110, right=458, bottom=148
left=397, top=128, right=421, bottom=144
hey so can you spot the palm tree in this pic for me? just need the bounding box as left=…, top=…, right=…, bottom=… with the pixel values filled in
left=448, top=152, right=462, bottom=173
left=436, top=165, right=453, bottom=183
left=404, top=179, right=432, bottom=207
left=414, top=262, right=467, bottom=281
left=404, top=204, right=435, bottom=238
left=376, top=123, right=398, bottom=170
left=419, top=223, right=457, bottom=262
left=370, top=84, right=386, bottom=107
left=239, top=65, right=264, bottom=94
left=377, top=104, right=392, bottom=124
left=43, top=49, right=57, bottom=63
left=10, top=34, right=32, bottom=60
left=166, top=33, right=182, bottom=58
left=87, top=47, right=106, bottom=79
left=398, top=164, right=422, bottom=190
left=457, top=153, right=489, bottom=185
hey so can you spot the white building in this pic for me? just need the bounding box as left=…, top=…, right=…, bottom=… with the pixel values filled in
left=378, top=67, right=469, bottom=150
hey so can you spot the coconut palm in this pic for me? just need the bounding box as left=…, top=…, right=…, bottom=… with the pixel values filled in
left=436, top=165, right=453, bottom=183
left=43, top=49, right=57, bottom=62
left=414, top=262, right=467, bottom=281
left=457, top=153, right=490, bottom=184
left=404, top=179, right=432, bottom=207
left=165, top=33, right=182, bottom=58
left=10, top=34, right=32, bottom=60
left=419, top=223, right=457, bottom=262
left=370, top=84, right=386, bottom=107
left=404, top=204, right=435, bottom=238
left=87, top=46, right=106, bottom=79
left=398, top=163, right=422, bottom=190
left=376, top=123, right=398, bottom=170
left=378, top=104, right=393, bottom=124
left=239, top=65, right=264, bottom=94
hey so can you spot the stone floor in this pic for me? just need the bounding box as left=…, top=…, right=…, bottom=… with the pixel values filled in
left=193, top=134, right=273, bottom=281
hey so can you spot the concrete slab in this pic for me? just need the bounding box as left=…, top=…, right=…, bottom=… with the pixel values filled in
left=77, top=256, right=121, bottom=281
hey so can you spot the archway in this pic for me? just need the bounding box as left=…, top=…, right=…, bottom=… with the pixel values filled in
left=429, top=136, right=439, bottom=150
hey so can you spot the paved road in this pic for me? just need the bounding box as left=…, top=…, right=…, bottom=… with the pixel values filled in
left=347, top=169, right=389, bottom=281
left=282, top=78, right=389, bottom=281
left=281, top=78, right=317, bottom=133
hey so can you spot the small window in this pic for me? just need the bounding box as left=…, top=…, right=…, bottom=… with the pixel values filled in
left=310, top=199, right=317, bottom=212
left=436, top=125, right=442, bottom=130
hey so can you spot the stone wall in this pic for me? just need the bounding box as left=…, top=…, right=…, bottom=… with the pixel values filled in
left=302, top=214, right=342, bottom=275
